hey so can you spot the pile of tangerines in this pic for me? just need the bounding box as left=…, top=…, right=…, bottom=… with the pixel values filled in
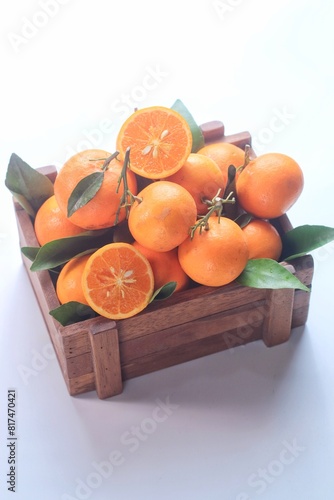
left=33, top=106, right=304, bottom=320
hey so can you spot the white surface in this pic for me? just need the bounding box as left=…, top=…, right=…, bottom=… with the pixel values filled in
left=1, top=1, right=334, bottom=499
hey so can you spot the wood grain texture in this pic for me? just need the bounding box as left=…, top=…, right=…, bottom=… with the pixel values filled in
left=89, top=326, right=122, bottom=399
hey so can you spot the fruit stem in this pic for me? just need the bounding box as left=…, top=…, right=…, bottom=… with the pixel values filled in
left=115, top=147, right=141, bottom=225
left=88, top=151, right=120, bottom=171
left=237, top=144, right=251, bottom=174
left=190, top=189, right=235, bottom=239
left=102, top=151, right=120, bottom=171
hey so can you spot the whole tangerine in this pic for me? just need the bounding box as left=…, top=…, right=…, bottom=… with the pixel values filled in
left=133, top=241, right=190, bottom=292
left=197, top=141, right=245, bottom=178
left=56, top=254, right=92, bottom=305
left=34, top=195, right=86, bottom=246
left=128, top=181, right=197, bottom=252
left=236, top=152, right=304, bottom=219
left=178, top=217, right=249, bottom=287
left=54, top=149, right=137, bottom=230
left=166, top=153, right=227, bottom=215
left=242, top=219, right=283, bottom=261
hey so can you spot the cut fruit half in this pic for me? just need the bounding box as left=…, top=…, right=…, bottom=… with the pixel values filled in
left=82, top=243, right=154, bottom=319
left=116, top=106, right=193, bottom=179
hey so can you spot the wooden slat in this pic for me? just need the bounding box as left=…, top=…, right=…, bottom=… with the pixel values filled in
left=220, top=131, right=252, bottom=149
left=122, top=323, right=264, bottom=380
left=116, top=284, right=266, bottom=341
left=262, top=288, right=295, bottom=347
left=120, top=300, right=267, bottom=364
left=88, top=323, right=122, bottom=399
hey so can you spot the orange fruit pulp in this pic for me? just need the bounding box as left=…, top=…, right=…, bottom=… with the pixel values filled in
left=82, top=242, right=154, bottom=320
left=116, top=106, right=193, bottom=179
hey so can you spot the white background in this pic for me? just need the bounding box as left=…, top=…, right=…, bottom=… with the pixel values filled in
left=1, top=1, right=334, bottom=499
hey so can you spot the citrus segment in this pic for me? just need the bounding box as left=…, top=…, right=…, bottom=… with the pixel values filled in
left=116, top=106, right=193, bottom=179
left=82, top=243, right=154, bottom=319
left=54, top=149, right=137, bottom=230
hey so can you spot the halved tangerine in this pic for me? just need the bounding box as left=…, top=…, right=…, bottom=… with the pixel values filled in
left=82, top=243, right=154, bottom=319
left=116, top=106, right=193, bottom=179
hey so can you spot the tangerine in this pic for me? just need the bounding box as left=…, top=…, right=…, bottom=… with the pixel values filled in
left=54, top=149, right=137, bottom=230
left=34, top=195, right=86, bottom=246
left=178, top=217, right=249, bottom=287
left=197, top=142, right=245, bottom=177
left=236, top=152, right=304, bottom=219
left=56, top=254, right=91, bottom=305
left=242, top=219, right=283, bottom=261
left=166, top=153, right=227, bottom=215
left=133, top=241, right=190, bottom=292
left=82, top=242, right=154, bottom=319
left=116, top=106, right=192, bottom=179
left=128, top=181, right=197, bottom=252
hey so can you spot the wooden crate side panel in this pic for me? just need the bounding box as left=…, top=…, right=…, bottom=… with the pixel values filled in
left=116, top=284, right=267, bottom=341
left=15, top=207, right=71, bottom=376
left=120, top=300, right=267, bottom=365
left=122, top=323, right=264, bottom=381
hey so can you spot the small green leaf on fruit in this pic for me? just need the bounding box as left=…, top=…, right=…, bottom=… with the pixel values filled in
left=171, top=99, right=205, bottom=153
left=281, top=224, right=334, bottom=261
left=5, top=153, right=54, bottom=216
left=67, top=171, right=104, bottom=217
left=150, top=281, right=177, bottom=302
left=237, top=258, right=310, bottom=292
left=49, top=301, right=97, bottom=326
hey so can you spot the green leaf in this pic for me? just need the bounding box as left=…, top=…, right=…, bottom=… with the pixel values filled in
left=150, top=281, right=177, bottom=302
left=49, top=301, right=97, bottom=326
left=21, top=246, right=40, bottom=261
left=67, top=171, right=104, bottom=217
left=237, top=258, right=310, bottom=292
left=26, top=228, right=114, bottom=271
left=5, top=153, right=54, bottom=217
left=171, top=99, right=205, bottom=153
left=281, top=224, right=334, bottom=261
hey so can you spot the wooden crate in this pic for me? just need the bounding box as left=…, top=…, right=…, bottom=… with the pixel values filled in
left=14, top=123, right=314, bottom=399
